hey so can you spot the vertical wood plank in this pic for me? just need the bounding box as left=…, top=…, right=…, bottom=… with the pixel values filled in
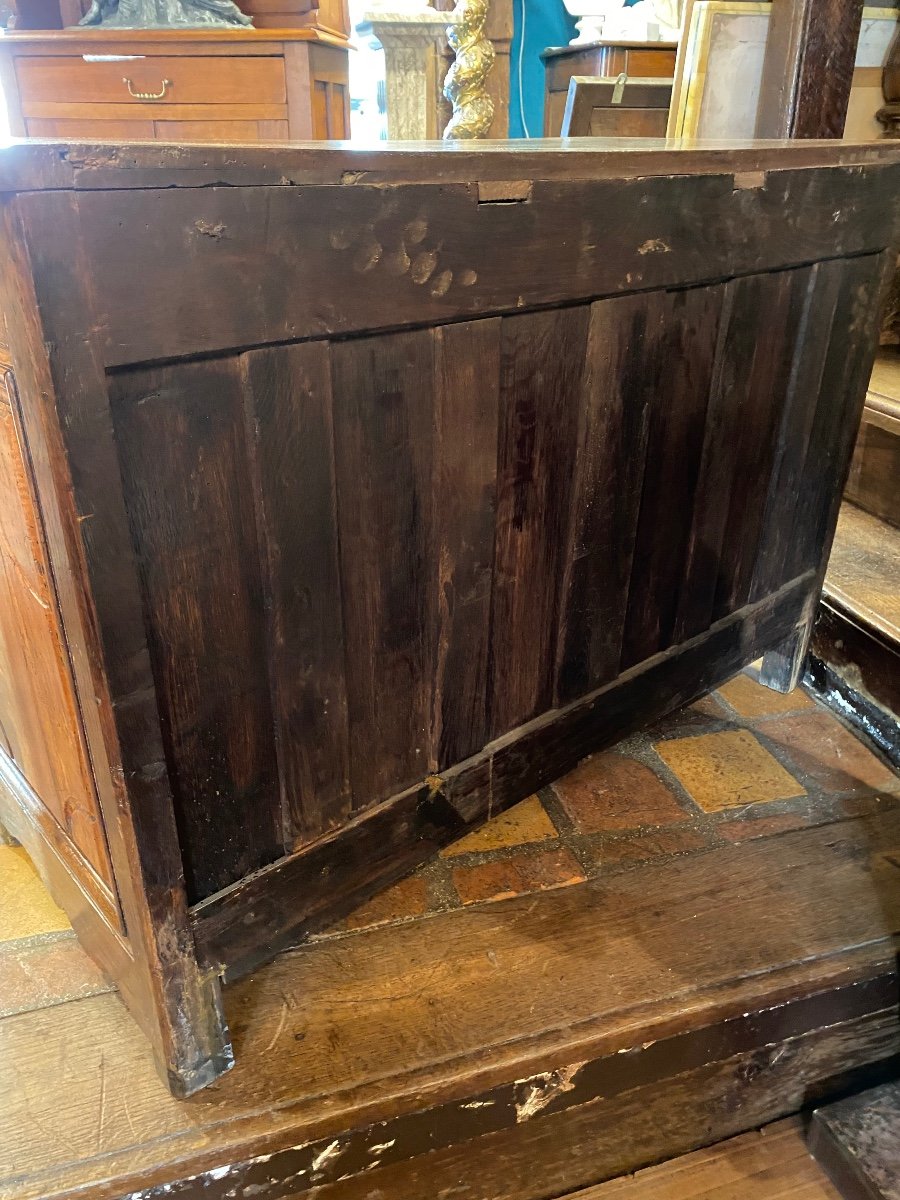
left=242, top=343, right=351, bottom=847
left=620, top=286, right=723, bottom=670
left=331, top=330, right=436, bottom=808
left=112, top=359, right=283, bottom=902
left=750, top=260, right=844, bottom=601
left=432, top=320, right=500, bottom=767
left=760, top=251, right=894, bottom=692
left=788, top=255, right=892, bottom=581
left=755, top=0, right=865, bottom=139
left=711, top=268, right=810, bottom=622
left=12, top=190, right=232, bottom=1092
left=490, top=306, right=590, bottom=737
left=554, top=293, right=659, bottom=705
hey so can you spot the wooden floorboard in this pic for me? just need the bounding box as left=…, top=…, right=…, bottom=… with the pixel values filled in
left=823, top=504, right=900, bottom=643
left=2, top=811, right=900, bottom=1199
left=568, top=1118, right=842, bottom=1199
left=2, top=672, right=899, bottom=1199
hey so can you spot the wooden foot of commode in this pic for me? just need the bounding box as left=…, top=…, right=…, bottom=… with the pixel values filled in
left=759, top=591, right=818, bottom=694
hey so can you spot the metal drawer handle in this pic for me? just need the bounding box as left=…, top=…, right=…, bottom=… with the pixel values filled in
left=123, top=77, right=171, bottom=101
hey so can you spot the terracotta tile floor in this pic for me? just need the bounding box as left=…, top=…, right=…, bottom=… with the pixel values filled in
left=2, top=667, right=898, bottom=1016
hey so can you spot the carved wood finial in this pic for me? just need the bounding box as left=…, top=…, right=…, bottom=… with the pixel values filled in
left=443, top=0, right=494, bottom=139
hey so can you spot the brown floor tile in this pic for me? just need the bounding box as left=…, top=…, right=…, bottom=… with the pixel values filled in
left=0, top=846, right=71, bottom=943
left=0, top=937, right=113, bottom=1017
left=718, top=811, right=813, bottom=843
left=452, top=847, right=586, bottom=905
left=717, top=672, right=815, bottom=719
left=341, top=875, right=430, bottom=931
left=762, top=710, right=899, bottom=796
left=591, top=827, right=713, bottom=867
left=553, top=753, right=689, bottom=833
left=441, top=795, right=557, bottom=857
left=655, top=729, right=805, bottom=812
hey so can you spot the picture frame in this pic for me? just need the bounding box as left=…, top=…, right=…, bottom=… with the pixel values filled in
left=667, top=2, right=899, bottom=140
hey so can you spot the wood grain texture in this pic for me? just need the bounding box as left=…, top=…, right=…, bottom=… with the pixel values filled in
left=243, top=343, right=351, bottom=847
left=70, top=164, right=900, bottom=368
left=755, top=0, right=865, bottom=139
left=0, top=29, right=349, bottom=145
left=621, top=286, right=722, bottom=669
left=2, top=142, right=898, bottom=1095
left=0, top=369, right=113, bottom=886
left=565, top=1119, right=842, bottom=1199
left=554, top=293, right=657, bottom=703
left=4, top=805, right=900, bottom=1200
left=193, top=574, right=811, bottom=972
left=331, top=330, right=437, bottom=806
left=112, top=358, right=283, bottom=902
left=10, top=191, right=232, bottom=1094
left=809, top=1081, right=900, bottom=1200
left=751, top=261, right=843, bottom=603
left=490, top=306, right=589, bottom=736
left=432, top=320, right=500, bottom=767
left=711, top=268, right=808, bottom=621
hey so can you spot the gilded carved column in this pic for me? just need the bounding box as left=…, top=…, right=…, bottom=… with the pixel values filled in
left=443, top=0, right=495, bottom=138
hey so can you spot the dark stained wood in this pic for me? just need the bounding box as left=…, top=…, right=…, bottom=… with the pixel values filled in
left=112, top=359, right=284, bottom=901
left=242, top=343, right=351, bottom=846
left=810, top=1081, right=900, bottom=1200
left=70, top=165, right=900, bottom=369
left=751, top=261, right=844, bottom=604
left=1, top=139, right=899, bottom=194
left=432, top=320, right=500, bottom=767
left=711, top=268, right=808, bottom=621
left=761, top=252, right=895, bottom=693
left=331, top=330, right=437, bottom=805
left=4, top=805, right=900, bottom=1200
left=555, top=293, right=657, bottom=702
left=755, top=0, right=865, bottom=139
left=1, top=140, right=897, bottom=1093
left=193, top=573, right=811, bottom=972
left=490, top=307, right=589, bottom=736
left=621, top=286, right=722, bottom=669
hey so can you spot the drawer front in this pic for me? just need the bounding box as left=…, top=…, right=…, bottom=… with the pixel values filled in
left=16, top=54, right=286, bottom=110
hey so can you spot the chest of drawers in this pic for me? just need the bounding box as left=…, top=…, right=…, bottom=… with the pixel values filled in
left=0, top=27, right=350, bottom=141
left=0, top=137, right=897, bottom=1096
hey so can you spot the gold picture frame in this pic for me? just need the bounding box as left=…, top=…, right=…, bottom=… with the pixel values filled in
left=667, top=2, right=899, bottom=139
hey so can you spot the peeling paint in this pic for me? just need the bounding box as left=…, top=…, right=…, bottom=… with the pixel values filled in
left=637, top=238, right=672, bottom=256
left=514, top=1063, right=585, bottom=1123
left=311, top=1138, right=345, bottom=1173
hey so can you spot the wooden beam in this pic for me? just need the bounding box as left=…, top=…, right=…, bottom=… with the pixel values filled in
left=756, top=0, right=865, bottom=139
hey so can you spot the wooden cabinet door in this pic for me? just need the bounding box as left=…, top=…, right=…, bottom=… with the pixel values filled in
left=0, top=365, right=115, bottom=889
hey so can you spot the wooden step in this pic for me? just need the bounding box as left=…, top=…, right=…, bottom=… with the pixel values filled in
left=568, top=1117, right=841, bottom=1199
left=3, top=803, right=900, bottom=1199
left=809, top=1082, right=900, bottom=1200
left=846, top=354, right=900, bottom=530
left=810, top=503, right=900, bottom=766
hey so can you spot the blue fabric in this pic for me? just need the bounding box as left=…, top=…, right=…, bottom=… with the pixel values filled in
left=509, top=0, right=642, bottom=138
left=508, top=0, right=575, bottom=138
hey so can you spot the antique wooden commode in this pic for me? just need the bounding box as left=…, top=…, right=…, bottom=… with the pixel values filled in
left=0, top=137, right=897, bottom=1095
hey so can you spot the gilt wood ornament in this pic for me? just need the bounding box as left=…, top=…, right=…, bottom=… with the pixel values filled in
left=443, top=0, right=494, bottom=138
